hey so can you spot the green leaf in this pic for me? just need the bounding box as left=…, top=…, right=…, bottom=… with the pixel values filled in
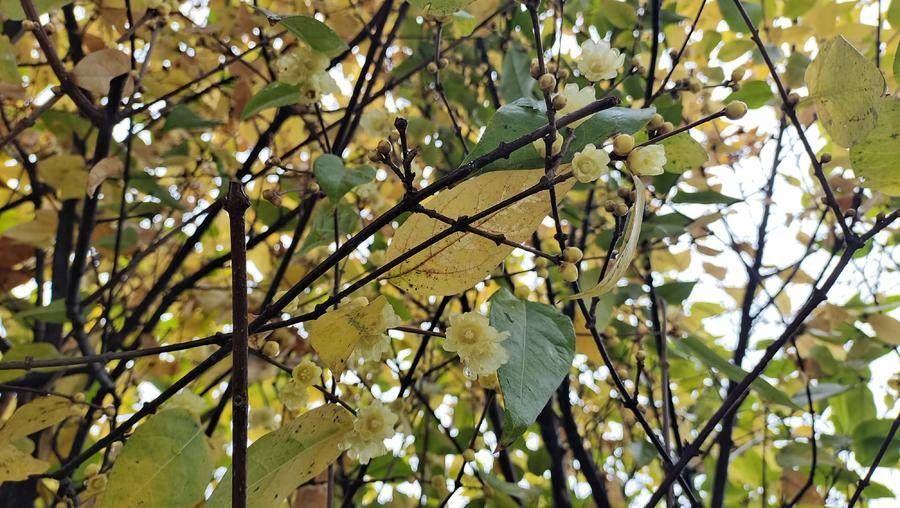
left=725, top=80, right=773, bottom=109
left=464, top=98, right=655, bottom=173
left=162, top=105, right=220, bottom=132
left=207, top=404, right=353, bottom=508
left=656, top=281, right=695, bottom=303
left=672, top=190, right=740, bottom=205
left=0, top=36, right=18, bottom=84
left=489, top=288, right=576, bottom=447
left=790, top=382, right=849, bottom=405
left=500, top=45, right=535, bottom=103
left=851, top=419, right=900, bottom=467
left=300, top=202, right=359, bottom=253
left=408, top=0, right=470, bottom=17
left=717, top=0, right=762, bottom=32
left=671, top=336, right=799, bottom=408
left=600, top=0, right=638, bottom=29
left=241, top=82, right=300, bottom=120
left=279, top=16, right=348, bottom=57
left=13, top=298, right=68, bottom=325
left=660, top=133, right=708, bottom=174
left=0, top=343, right=62, bottom=383
left=313, top=154, right=376, bottom=202
left=717, top=39, right=756, bottom=62
left=849, top=97, right=900, bottom=196
left=805, top=36, right=886, bottom=147
left=97, top=409, right=214, bottom=508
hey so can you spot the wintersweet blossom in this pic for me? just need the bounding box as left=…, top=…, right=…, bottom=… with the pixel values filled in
left=276, top=45, right=338, bottom=104
left=577, top=40, right=625, bottom=82
left=627, top=145, right=667, bottom=176
left=443, top=312, right=510, bottom=378
left=556, top=84, right=596, bottom=127
left=351, top=300, right=401, bottom=362
left=278, top=380, right=310, bottom=412
left=292, top=358, right=322, bottom=385
left=571, top=143, right=611, bottom=183
left=340, top=402, right=399, bottom=464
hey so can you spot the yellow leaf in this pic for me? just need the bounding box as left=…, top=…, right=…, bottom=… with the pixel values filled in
left=0, top=442, right=49, bottom=482
left=805, top=37, right=886, bottom=147
left=383, top=169, right=574, bottom=296
left=86, top=156, right=124, bottom=196
left=566, top=174, right=645, bottom=300
left=40, top=154, right=87, bottom=200
left=72, top=48, right=133, bottom=96
left=0, top=395, right=77, bottom=443
left=207, top=404, right=353, bottom=508
left=2, top=209, right=58, bottom=247
left=702, top=262, right=727, bottom=280
left=307, top=296, right=394, bottom=375
left=867, top=314, right=900, bottom=346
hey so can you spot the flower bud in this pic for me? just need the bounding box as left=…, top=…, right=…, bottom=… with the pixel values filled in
left=658, top=122, right=674, bottom=135
left=636, top=349, right=646, bottom=362
left=529, top=58, right=541, bottom=79
left=534, top=257, right=549, bottom=268
left=562, top=247, right=583, bottom=263
left=538, top=73, right=556, bottom=93
left=262, top=188, right=282, bottom=206
left=819, top=153, right=832, bottom=164
left=21, top=20, right=36, bottom=31
left=604, top=200, right=617, bottom=212
left=426, top=61, right=438, bottom=73
left=368, top=150, right=381, bottom=163
left=551, top=94, right=567, bottom=111
left=559, top=262, right=579, bottom=282
left=724, top=100, right=748, bottom=120
left=377, top=139, right=392, bottom=155
left=514, top=285, right=531, bottom=299
left=648, top=113, right=665, bottom=129
left=688, top=78, right=701, bottom=93
left=786, top=92, right=800, bottom=107
left=612, top=134, right=634, bottom=156
left=73, top=392, right=86, bottom=403
left=84, top=463, right=101, bottom=477
left=614, top=203, right=630, bottom=217
left=262, top=340, right=280, bottom=358
left=463, top=449, right=477, bottom=462
left=439, top=58, right=449, bottom=69
left=536, top=267, right=549, bottom=278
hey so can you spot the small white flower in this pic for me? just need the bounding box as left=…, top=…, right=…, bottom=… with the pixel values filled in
left=292, top=359, right=322, bottom=386
left=278, top=380, right=309, bottom=412
left=360, top=109, right=394, bottom=137
left=571, top=143, right=610, bottom=183
left=443, top=312, right=510, bottom=377
left=577, top=40, right=625, bottom=82
left=556, top=84, right=596, bottom=127
left=340, top=402, right=399, bottom=464
left=627, top=145, right=667, bottom=176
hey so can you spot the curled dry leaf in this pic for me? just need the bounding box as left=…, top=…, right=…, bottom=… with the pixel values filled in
left=383, top=169, right=575, bottom=297
left=565, top=174, right=645, bottom=300
left=72, top=48, right=133, bottom=96
left=87, top=156, right=124, bottom=196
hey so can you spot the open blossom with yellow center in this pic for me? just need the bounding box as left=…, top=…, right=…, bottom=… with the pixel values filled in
left=276, top=45, right=338, bottom=104
left=340, top=402, right=399, bottom=464
left=278, top=379, right=310, bottom=412
left=577, top=40, right=625, bottom=82
left=571, top=143, right=610, bottom=183
left=627, top=145, right=667, bottom=176
left=292, top=359, right=322, bottom=385
left=443, top=312, right=510, bottom=378
left=352, top=301, right=401, bottom=363
left=556, top=84, right=596, bottom=127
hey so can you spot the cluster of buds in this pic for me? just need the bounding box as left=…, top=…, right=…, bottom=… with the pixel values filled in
left=646, top=113, right=674, bottom=138
left=426, top=57, right=450, bottom=74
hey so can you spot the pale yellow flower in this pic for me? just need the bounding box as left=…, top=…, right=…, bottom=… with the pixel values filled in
left=533, top=131, right=563, bottom=159
left=278, top=379, right=309, bottom=412
left=628, top=145, right=667, bottom=176
left=571, top=143, right=610, bottom=183
left=277, top=46, right=328, bottom=86
left=340, top=402, right=398, bottom=464
left=556, top=84, right=596, bottom=127
left=292, top=359, right=322, bottom=386
left=443, top=312, right=510, bottom=377
left=577, top=40, right=625, bottom=82
left=351, top=300, right=401, bottom=363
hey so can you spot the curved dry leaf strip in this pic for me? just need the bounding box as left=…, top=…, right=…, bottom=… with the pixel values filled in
left=565, top=174, right=645, bottom=300
left=383, top=169, right=574, bottom=297
left=87, top=156, right=124, bottom=196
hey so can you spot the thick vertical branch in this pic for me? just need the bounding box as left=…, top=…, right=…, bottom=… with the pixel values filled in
left=225, top=181, right=251, bottom=508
